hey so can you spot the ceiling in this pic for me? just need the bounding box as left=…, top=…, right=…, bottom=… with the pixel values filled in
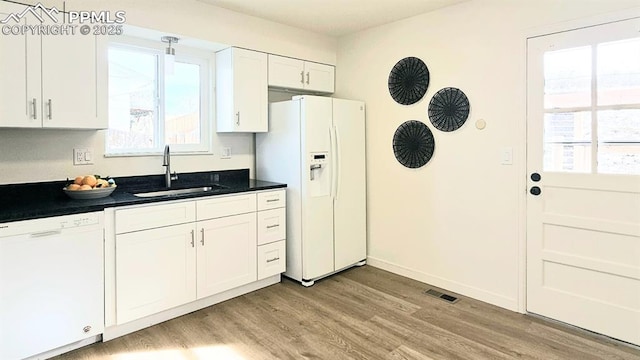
left=197, top=0, right=468, bottom=37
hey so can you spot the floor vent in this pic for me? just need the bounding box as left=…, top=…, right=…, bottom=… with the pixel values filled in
left=424, top=288, right=459, bottom=304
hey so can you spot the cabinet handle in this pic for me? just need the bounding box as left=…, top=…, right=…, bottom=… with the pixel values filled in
left=83, top=326, right=92, bottom=333
left=235, top=112, right=240, bottom=126
left=266, top=198, right=279, bottom=203
left=300, top=70, right=304, bottom=84
left=266, top=224, right=280, bottom=229
left=190, top=230, right=195, bottom=247
left=31, top=98, right=37, bottom=119
left=266, top=257, right=280, bottom=263
left=47, top=99, right=52, bottom=119
left=200, top=228, right=205, bottom=246
left=306, top=72, right=310, bottom=85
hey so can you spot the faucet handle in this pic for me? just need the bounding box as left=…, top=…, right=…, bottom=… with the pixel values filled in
left=171, top=171, right=179, bottom=181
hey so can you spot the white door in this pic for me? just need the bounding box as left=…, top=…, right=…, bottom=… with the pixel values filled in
left=233, top=48, right=267, bottom=132
left=333, top=99, right=367, bottom=270
left=0, top=1, right=41, bottom=127
left=116, top=224, right=197, bottom=324
left=41, top=12, right=98, bottom=129
left=196, top=213, right=257, bottom=298
left=300, top=96, right=335, bottom=280
left=304, top=61, right=335, bottom=93
left=268, top=54, right=304, bottom=89
left=526, top=17, right=640, bottom=345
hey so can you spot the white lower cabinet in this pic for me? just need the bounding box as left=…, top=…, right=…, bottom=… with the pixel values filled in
left=113, top=190, right=285, bottom=327
left=257, top=190, right=286, bottom=280
left=115, top=223, right=197, bottom=324
left=197, top=213, right=257, bottom=298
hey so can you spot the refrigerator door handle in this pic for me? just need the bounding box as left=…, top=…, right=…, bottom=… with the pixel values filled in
left=330, top=125, right=338, bottom=200
left=333, top=125, right=340, bottom=201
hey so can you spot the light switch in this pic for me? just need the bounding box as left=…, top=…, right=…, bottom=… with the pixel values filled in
left=501, top=147, right=513, bottom=165
left=221, top=147, right=232, bottom=159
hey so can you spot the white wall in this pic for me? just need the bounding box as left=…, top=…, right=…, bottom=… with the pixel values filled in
left=335, top=0, right=639, bottom=310
left=0, top=0, right=337, bottom=184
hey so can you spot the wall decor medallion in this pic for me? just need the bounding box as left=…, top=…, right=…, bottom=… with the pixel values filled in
left=392, top=120, right=435, bottom=168
left=388, top=57, right=430, bottom=105
left=428, top=87, right=470, bottom=132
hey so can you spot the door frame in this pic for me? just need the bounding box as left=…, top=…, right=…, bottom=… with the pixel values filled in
left=518, top=6, right=640, bottom=313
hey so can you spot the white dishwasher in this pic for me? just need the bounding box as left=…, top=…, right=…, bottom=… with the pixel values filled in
left=0, top=212, right=104, bottom=360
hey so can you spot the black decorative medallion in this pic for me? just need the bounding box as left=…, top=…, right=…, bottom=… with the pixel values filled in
left=428, top=87, right=470, bottom=132
left=392, top=120, right=435, bottom=169
left=388, top=57, right=430, bottom=105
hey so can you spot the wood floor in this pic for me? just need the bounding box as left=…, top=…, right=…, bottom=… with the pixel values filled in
left=54, top=266, right=640, bottom=360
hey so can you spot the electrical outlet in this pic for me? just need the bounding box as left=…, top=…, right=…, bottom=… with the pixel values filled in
left=73, top=148, right=94, bottom=165
left=221, top=147, right=232, bottom=159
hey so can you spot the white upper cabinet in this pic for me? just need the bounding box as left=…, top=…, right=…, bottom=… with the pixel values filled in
left=41, top=12, right=106, bottom=129
left=216, top=47, right=268, bottom=132
left=0, top=1, right=40, bottom=128
left=0, top=2, right=107, bottom=129
left=268, top=54, right=335, bottom=93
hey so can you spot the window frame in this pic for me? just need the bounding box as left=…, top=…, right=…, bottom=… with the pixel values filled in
left=105, top=36, right=213, bottom=157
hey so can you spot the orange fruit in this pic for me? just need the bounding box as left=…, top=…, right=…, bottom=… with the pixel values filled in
left=67, top=184, right=81, bottom=191
left=74, top=176, right=84, bottom=185
left=79, top=184, right=93, bottom=191
left=82, top=175, right=97, bottom=187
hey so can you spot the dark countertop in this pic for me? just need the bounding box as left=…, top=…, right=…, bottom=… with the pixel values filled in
left=0, top=169, right=286, bottom=223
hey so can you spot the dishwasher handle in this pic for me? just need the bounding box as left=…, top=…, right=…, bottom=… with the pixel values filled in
left=30, top=230, right=62, bottom=238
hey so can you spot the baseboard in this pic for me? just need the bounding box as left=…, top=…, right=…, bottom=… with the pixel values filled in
left=103, top=275, right=281, bottom=341
left=366, top=257, right=519, bottom=311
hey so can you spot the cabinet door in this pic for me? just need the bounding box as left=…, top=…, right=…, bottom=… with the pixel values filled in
left=268, top=54, right=305, bottom=89
left=216, top=47, right=267, bottom=132
left=116, top=224, right=196, bottom=324
left=197, top=213, right=257, bottom=298
left=305, top=61, right=335, bottom=93
left=234, top=48, right=268, bottom=132
left=41, top=12, right=105, bottom=129
left=0, top=2, right=41, bottom=127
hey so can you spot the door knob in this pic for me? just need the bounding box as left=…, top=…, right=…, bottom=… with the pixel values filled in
left=530, top=186, right=541, bottom=196
left=530, top=173, right=541, bottom=182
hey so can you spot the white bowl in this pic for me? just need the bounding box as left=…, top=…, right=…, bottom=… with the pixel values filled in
left=63, top=185, right=116, bottom=200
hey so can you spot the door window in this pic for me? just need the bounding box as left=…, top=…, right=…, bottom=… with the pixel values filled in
left=542, top=37, right=640, bottom=174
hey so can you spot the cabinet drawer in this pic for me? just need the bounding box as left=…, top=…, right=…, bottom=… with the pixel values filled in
left=257, top=190, right=286, bottom=211
left=197, top=193, right=257, bottom=220
left=257, top=208, right=286, bottom=245
left=115, top=201, right=196, bottom=234
left=257, top=240, right=286, bottom=280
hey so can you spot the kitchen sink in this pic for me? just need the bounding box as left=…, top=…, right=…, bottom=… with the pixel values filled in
left=132, top=184, right=226, bottom=198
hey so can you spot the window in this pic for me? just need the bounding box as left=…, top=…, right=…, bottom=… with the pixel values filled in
left=542, top=37, right=640, bottom=175
left=107, top=41, right=211, bottom=155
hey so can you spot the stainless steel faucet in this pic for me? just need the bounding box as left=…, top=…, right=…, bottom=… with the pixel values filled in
left=163, top=145, right=178, bottom=188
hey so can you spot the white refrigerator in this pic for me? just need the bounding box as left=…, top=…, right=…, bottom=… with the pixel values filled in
left=256, top=95, right=367, bottom=286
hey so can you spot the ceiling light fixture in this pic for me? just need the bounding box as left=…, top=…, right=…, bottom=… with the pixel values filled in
left=161, top=36, right=179, bottom=74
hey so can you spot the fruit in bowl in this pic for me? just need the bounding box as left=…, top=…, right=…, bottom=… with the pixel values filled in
left=64, top=175, right=117, bottom=199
